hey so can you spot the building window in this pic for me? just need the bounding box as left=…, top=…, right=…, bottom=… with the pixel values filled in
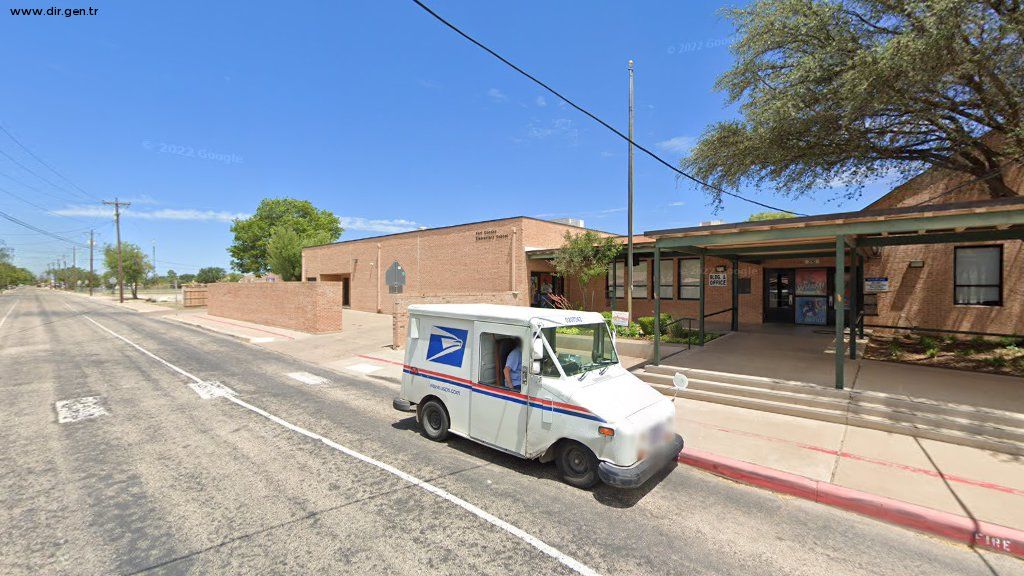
left=679, top=258, right=701, bottom=300
left=306, top=277, right=317, bottom=282
left=607, top=262, right=625, bottom=299
left=632, top=260, right=649, bottom=299
left=954, top=246, right=1002, bottom=306
left=659, top=259, right=674, bottom=299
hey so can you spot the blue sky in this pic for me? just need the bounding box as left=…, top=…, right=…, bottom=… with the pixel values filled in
left=1, top=1, right=898, bottom=276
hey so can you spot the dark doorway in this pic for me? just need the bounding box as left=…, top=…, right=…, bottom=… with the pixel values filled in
left=763, top=268, right=795, bottom=323
left=530, top=272, right=564, bottom=308
left=341, top=277, right=350, bottom=307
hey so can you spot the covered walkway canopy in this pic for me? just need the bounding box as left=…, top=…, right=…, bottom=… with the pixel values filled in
left=644, top=197, right=1024, bottom=390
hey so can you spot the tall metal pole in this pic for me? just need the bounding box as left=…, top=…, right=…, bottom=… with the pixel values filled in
left=104, top=198, right=131, bottom=303
left=626, top=59, right=635, bottom=321
left=151, top=240, right=156, bottom=278
left=89, top=230, right=94, bottom=296
left=72, top=246, right=76, bottom=292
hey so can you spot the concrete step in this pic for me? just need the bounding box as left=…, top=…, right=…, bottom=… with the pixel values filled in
left=638, top=371, right=1024, bottom=444
left=643, top=364, right=1024, bottom=431
left=636, top=369, right=1024, bottom=456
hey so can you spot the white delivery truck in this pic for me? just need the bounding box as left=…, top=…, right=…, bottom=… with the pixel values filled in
left=393, top=304, right=685, bottom=489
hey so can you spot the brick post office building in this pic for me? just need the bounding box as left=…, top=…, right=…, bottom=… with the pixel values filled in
left=302, top=160, right=1023, bottom=351
left=300, top=217, right=610, bottom=315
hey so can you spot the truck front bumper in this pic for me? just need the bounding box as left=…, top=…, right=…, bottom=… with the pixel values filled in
left=597, top=433, right=684, bottom=489
left=392, top=398, right=415, bottom=412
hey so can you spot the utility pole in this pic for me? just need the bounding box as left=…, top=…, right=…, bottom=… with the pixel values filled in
left=626, top=59, right=635, bottom=322
left=88, top=229, right=95, bottom=296
left=72, top=246, right=76, bottom=292
left=104, top=198, right=131, bottom=303
left=151, top=240, right=156, bottom=278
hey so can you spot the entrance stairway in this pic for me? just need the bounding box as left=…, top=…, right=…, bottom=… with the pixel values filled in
left=634, top=364, right=1024, bottom=456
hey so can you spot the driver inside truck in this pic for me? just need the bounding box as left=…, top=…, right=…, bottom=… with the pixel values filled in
left=503, top=342, right=522, bottom=391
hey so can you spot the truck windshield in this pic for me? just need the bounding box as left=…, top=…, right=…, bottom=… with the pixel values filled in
left=539, top=323, right=618, bottom=378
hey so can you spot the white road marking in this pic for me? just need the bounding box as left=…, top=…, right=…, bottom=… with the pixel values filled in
left=80, top=314, right=599, bottom=576
left=342, top=362, right=383, bottom=375
left=55, top=396, right=108, bottom=423
left=188, top=380, right=236, bottom=400
left=0, top=300, right=18, bottom=330
left=287, top=371, right=330, bottom=385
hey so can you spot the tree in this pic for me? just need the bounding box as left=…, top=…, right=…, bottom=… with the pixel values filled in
left=103, top=243, right=153, bottom=299
left=195, top=267, right=226, bottom=284
left=552, top=231, right=621, bottom=311
left=229, top=198, right=342, bottom=274
left=0, top=263, right=35, bottom=288
left=166, top=269, right=178, bottom=288
left=684, top=0, right=1024, bottom=205
left=747, top=211, right=796, bottom=222
left=266, top=225, right=336, bottom=281
left=178, top=273, right=196, bottom=284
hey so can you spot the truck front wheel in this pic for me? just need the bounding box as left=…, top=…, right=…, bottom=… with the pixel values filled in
left=419, top=399, right=450, bottom=441
left=555, top=441, right=599, bottom=489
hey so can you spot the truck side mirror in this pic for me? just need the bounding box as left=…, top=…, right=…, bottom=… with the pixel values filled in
left=672, top=373, right=689, bottom=391
left=532, top=360, right=541, bottom=375
left=531, top=337, right=544, bottom=359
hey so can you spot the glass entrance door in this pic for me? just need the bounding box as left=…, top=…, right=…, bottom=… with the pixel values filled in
left=763, top=269, right=795, bottom=323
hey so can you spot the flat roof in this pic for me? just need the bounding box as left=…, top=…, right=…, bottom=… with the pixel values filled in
left=304, top=215, right=615, bottom=250
left=644, top=197, right=1024, bottom=239
left=409, top=304, right=605, bottom=326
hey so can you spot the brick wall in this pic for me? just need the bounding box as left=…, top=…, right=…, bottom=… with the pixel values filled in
left=302, top=217, right=603, bottom=315
left=391, top=291, right=520, bottom=348
left=207, top=282, right=343, bottom=333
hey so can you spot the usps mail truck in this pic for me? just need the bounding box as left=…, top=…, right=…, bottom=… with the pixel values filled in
left=393, top=304, right=685, bottom=489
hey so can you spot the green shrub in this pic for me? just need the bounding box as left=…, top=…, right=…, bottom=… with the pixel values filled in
left=635, top=314, right=672, bottom=337
left=954, top=348, right=972, bottom=358
left=668, top=318, right=692, bottom=339
left=614, top=323, right=644, bottom=339
left=925, top=346, right=940, bottom=359
left=888, top=341, right=902, bottom=359
left=918, top=335, right=938, bottom=349
left=987, top=356, right=1009, bottom=369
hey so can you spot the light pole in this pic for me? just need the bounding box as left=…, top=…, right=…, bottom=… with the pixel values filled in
left=626, top=59, right=635, bottom=322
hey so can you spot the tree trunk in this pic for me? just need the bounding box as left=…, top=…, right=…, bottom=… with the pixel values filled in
left=985, top=175, right=1019, bottom=199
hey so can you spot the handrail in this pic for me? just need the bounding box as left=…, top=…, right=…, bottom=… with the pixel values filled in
left=703, top=307, right=734, bottom=319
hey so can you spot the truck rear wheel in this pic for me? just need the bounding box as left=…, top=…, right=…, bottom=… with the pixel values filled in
left=419, top=399, right=449, bottom=441
left=555, top=441, right=599, bottom=489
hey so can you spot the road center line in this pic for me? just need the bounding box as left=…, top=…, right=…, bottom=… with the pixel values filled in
left=79, top=312, right=599, bottom=576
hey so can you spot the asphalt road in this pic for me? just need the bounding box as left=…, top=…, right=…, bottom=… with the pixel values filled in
left=1, top=287, right=1021, bottom=576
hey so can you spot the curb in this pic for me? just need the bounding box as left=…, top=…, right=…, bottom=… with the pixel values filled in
left=678, top=448, right=1024, bottom=559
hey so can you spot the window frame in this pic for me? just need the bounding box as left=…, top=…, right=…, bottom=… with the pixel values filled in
left=953, top=245, right=1003, bottom=307
left=678, top=257, right=702, bottom=301
left=632, top=259, right=649, bottom=299
left=658, top=257, right=675, bottom=300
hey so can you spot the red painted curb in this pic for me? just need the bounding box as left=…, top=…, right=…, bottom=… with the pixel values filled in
left=678, top=448, right=1024, bottom=559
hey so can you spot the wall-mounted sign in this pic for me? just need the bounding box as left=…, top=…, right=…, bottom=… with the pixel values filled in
left=611, top=310, right=629, bottom=327
left=864, top=277, right=889, bottom=293
left=474, top=229, right=511, bottom=241
left=386, top=261, right=406, bottom=294
left=708, top=273, right=728, bottom=287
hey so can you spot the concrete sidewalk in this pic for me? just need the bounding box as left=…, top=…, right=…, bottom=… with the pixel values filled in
left=675, top=396, right=1024, bottom=541
left=66, top=290, right=175, bottom=314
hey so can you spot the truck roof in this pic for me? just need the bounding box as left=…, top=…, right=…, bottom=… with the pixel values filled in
left=407, top=304, right=606, bottom=326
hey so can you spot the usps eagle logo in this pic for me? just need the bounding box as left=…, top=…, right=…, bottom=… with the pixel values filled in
left=426, top=326, right=468, bottom=367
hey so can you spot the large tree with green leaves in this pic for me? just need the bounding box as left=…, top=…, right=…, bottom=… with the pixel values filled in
left=103, top=243, right=153, bottom=299
left=266, top=226, right=336, bottom=281
left=685, top=0, right=1023, bottom=205
left=552, top=231, right=621, bottom=311
left=229, top=198, right=342, bottom=274
left=195, top=267, right=226, bottom=284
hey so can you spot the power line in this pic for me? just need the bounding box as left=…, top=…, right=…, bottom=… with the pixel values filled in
left=911, top=158, right=1023, bottom=207
left=0, top=124, right=102, bottom=202
left=410, top=0, right=806, bottom=216
left=0, top=183, right=96, bottom=224
left=0, top=208, right=89, bottom=248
